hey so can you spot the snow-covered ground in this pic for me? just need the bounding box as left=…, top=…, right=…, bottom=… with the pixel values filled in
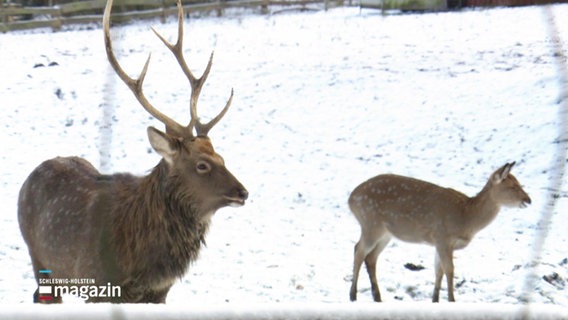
left=0, top=2, right=567, bottom=310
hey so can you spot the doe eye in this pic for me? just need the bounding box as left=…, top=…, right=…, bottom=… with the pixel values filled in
left=196, top=161, right=211, bottom=174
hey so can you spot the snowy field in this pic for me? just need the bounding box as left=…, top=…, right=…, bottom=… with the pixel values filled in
left=0, top=1, right=567, bottom=312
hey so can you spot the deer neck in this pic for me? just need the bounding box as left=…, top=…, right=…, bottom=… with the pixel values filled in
left=463, top=183, right=501, bottom=235
left=113, top=161, right=210, bottom=282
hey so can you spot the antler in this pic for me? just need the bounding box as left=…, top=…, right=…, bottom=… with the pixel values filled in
left=103, top=0, right=233, bottom=138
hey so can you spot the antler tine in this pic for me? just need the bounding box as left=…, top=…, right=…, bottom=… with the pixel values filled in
left=152, top=0, right=232, bottom=138
left=103, top=0, right=185, bottom=136
left=195, top=88, right=233, bottom=136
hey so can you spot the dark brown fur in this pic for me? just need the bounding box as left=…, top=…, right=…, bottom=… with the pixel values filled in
left=20, top=0, right=247, bottom=303
left=18, top=133, right=247, bottom=303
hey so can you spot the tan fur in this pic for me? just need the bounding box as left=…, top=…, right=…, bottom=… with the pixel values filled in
left=194, top=138, right=217, bottom=155
left=348, top=162, right=531, bottom=302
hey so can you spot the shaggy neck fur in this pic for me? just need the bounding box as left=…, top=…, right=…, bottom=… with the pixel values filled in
left=112, top=160, right=210, bottom=288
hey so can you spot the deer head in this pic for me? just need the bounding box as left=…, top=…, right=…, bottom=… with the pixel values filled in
left=486, top=162, right=531, bottom=209
left=103, top=0, right=248, bottom=214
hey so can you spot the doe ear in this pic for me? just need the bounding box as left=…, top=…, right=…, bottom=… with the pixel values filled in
left=492, top=161, right=516, bottom=183
left=147, top=126, right=179, bottom=165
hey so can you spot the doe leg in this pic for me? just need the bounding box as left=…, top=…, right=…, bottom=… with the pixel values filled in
left=364, top=236, right=391, bottom=302
left=432, top=253, right=443, bottom=303
left=434, top=246, right=455, bottom=302
left=350, top=241, right=366, bottom=302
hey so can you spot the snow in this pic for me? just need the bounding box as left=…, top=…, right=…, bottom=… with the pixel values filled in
left=1, top=2, right=567, bottom=313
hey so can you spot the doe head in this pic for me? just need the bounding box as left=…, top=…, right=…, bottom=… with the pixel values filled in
left=489, top=162, right=531, bottom=209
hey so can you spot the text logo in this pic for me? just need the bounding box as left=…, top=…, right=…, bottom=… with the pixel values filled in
left=37, top=269, right=121, bottom=301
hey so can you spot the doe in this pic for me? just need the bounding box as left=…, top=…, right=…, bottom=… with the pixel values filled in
left=348, top=162, right=531, bottom=302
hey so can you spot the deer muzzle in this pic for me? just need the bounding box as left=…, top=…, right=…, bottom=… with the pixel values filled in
left=520, top=196, right=532, bottom=208
left=224, top=187, right=248, bottom=207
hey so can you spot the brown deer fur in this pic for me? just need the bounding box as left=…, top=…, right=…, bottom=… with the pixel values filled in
left=18, top=0, right=247, bottom=303
left=19, top=132, right=247, bottom=303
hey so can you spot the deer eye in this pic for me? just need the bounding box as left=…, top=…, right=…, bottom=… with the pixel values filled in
left=196, top=161, right=212, bottom=174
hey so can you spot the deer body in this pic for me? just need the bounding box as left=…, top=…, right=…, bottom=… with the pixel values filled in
left=18, top=157, right=199, bottom=302
left=18, top=0, right=247, bottom=303
left=348, top=163, right=531, bottom=303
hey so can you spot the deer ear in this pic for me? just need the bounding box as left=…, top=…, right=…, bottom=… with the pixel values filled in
left=147, top=126, right=178, bottom=164
left=492, top=162, right=515, bottom=184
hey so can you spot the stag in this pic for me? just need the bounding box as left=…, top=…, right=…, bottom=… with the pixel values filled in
left=348, top=162, right=531, bottom=302
left=18, top=0, right=247, bottom=303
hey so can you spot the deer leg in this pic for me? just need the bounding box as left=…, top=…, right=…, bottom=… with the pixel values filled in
left=141, top=286, right=172, bottom=303
left=350, top=240, right=366, bottom=302
left=31, top=257, right=62, bottom=304
left=432, top=253, right=443, bottom=303
left=33, top=284, right=62, bottom=304
left=33, top=287, right=62, bottom=304
left=33, top=288, right=40, bottom=303
left=446, top=263, right=455, bottom=302
left=32, top=260, right=41, bottom=303
left=434, top=246, right=455, bottom=302
left=364, top=236, right=391, bottom=302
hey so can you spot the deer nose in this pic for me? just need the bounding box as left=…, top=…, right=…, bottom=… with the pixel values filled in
left=520, top=195, right=531, bottom=208
left=238, top=188, right=249, bottom=201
